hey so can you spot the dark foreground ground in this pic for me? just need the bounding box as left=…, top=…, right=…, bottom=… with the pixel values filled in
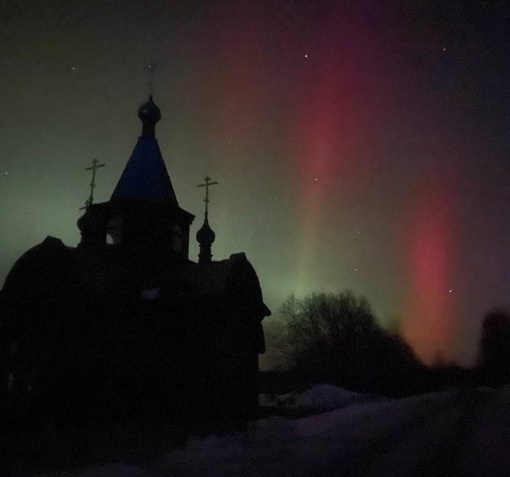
left=4, top=384, right=510, bottom=476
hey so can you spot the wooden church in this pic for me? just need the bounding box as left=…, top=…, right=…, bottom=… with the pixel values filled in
left=0, top=96, right=270, bottom=427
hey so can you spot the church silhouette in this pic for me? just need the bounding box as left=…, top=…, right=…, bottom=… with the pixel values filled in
left=0, top=96, right=270, bottom=427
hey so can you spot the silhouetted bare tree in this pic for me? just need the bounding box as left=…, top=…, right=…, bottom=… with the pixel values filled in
left=479, top=308, right=510, bottom=386
left=277, top=291, right=424, bottom=395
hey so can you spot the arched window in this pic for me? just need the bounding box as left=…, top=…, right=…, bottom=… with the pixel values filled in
left=106, top=216, right=123, bottom=245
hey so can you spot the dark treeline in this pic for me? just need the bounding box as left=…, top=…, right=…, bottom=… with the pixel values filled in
left=269, top=291, right=510, bottom=397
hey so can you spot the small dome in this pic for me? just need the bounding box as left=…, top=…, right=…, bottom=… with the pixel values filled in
left=196, top=218, right=215, bottom=245
left=77, top=207, right=97, bottom=233
left=138, top=95, right=161, bottom=124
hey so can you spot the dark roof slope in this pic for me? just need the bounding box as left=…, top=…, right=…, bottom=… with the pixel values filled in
left=110, top=135, right=179, bottom=205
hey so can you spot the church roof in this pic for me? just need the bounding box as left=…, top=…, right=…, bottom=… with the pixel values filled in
left=110, top=97, right=179, bottom=205
left=110, top=136, right=179, bottom=204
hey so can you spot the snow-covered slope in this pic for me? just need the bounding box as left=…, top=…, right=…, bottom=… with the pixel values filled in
left=259, top=383, right=386, bottom=412
left=17, top=385, right=510, bottom=476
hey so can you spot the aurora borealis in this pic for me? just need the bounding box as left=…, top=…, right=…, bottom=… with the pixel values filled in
left=1, top=1, right=510, bottom=366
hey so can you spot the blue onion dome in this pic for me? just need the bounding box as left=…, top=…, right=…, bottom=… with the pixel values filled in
left=138, top=95, right=161, bottom=134
left=138, top=95, right=161, bottom=122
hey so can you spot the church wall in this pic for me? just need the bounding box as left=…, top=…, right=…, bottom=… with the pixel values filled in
left=0, top=247, right=263, bottom=426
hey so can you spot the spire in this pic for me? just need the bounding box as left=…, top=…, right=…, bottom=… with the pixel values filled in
left=196, top=176, right=218, bottom=264
left=110, top=96, right=178, bottom=205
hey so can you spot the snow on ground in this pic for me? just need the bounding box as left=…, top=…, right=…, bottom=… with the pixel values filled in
left=259, top=383, right=386, bottom=412
left=16, top=385, right=510, bottom=477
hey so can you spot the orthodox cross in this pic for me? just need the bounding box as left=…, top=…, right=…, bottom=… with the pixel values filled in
left=148, top=63, right=156, bottom=97
left=197, top=176, right=218, bottom=218
left=82, top=158, right=105, bottom=209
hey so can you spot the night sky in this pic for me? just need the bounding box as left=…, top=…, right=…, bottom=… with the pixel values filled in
left=1, top=1, right=510, bottom=366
